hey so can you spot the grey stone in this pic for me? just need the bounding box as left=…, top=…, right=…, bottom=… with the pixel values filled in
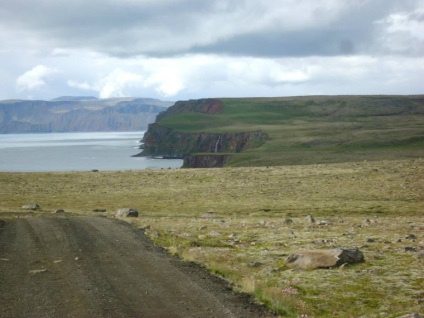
left=54, top=209, right=65, bottom=214
left=305, top=214, right=315, bottom=224
left=396, top=314, right=424, bottom=318
left=284, top=218, right=294, bottom=225
left=285, top=248, right=365, bottom=270
left=22, top=204, right=40, bottom=210
left=115, top=208, right=139, bottom=218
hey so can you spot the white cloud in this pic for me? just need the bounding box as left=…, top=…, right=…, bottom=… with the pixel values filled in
left=67, top=80, right=95, bottom=91
left=375, top=6, right=424, bottom=55
left=97, top=69, right=144, bottom=98
left=16, top=65, right=57, bottom=91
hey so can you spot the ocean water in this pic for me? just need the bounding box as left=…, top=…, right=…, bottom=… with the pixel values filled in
left=0, top=132, right=183, bottom=172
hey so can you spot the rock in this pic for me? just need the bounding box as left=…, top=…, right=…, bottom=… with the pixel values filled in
left=203, top=211, right=215, bottom=218
left=54, top=209, right=65, bottom=214
left=29, top=269, right=48, bottom=275
left=247, top=261, right=264, bottom=268
left=283, top=218, right=294, bottom=225
left=406, top=234, right=417, bottom=240
left=0, top=220, right=5, bottom=229
left=92, top=209, right=107, bottom=212
left=318, top=220, right=331, bottom=226
left=396, top=314, right=424, bottom=318
left=305, top=214, right=315, bottom=224
left=405, top=247, right=418, bottom=252
left=22, top=204, right=40, bottom=210
left=198, top=225, right=207, bottom=230
left=115, top=208, right=139, bottom=218
left=285, top=248, right=365, bottom=270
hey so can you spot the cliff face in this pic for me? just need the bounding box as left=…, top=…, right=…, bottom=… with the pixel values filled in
left=0, top=97, right=172, bottom=133
left=138, top=99, right=267, bottom=168
left=141, top=124, right=266, bottom=158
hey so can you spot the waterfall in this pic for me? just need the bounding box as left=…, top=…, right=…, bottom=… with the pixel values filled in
left=214, top=134, right=222, bottom=153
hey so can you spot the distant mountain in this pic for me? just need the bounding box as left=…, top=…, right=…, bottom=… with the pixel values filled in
left=0, top=97, right=173, bottom=133
left=51, top=96, right=98, bottom=102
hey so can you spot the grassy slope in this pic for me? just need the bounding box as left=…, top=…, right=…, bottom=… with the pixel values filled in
left=1, top=158, right=423, bottom=317
left=157, top=95, right=424, bottom=166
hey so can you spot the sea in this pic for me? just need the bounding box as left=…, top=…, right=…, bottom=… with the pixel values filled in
left=0, top=132, right=183, bottom=172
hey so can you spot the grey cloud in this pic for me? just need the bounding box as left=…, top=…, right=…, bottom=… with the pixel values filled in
left=1, top=0, right=422, bottom=58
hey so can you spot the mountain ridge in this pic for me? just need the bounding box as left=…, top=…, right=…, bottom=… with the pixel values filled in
left=0, top=97, right=173, bottom=133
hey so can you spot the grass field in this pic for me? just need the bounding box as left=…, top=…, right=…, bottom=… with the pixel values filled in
left=156, top=95, right=424, bottom=166
left=1, top=158, right=423, bottom=317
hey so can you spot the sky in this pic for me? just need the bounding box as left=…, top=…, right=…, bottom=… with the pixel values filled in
left=0, top=0, right=423, bottom=101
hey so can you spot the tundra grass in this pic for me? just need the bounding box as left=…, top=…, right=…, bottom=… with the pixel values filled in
left=0, top=158, right=423, bottom=317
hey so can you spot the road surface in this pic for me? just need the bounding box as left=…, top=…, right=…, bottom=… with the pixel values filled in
left=0, top=216, right=274, bottom=318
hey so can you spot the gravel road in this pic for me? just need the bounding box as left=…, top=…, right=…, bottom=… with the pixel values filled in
left=0, top=216, right=275, bottom=318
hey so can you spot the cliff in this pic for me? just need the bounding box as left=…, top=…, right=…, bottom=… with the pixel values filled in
left=136, top=95, right=424, bottom=168
left=137, top=98, right=268, bottom=168
left=0, top=97, right=172, bottom=133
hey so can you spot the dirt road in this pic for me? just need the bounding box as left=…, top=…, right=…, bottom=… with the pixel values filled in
left=0, top=216, right=274, bottom=318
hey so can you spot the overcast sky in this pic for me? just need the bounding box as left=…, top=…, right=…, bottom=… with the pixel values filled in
left=0, top=0, right=423, bottom=101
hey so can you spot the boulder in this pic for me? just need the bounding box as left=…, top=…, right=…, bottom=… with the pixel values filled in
left=285, top=248, right=365, bottom=270
left=54, top=209, right=65, bottom=214
left=305, top=214, right=315, bottom=224
left=115, top=208, right=139, bottom=218
left=92, top=209, right=107, bottom=213
left=22, top=204, right=40, bottom=210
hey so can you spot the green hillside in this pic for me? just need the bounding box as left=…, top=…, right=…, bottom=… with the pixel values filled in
left=156, top=95, right=424, bottom=166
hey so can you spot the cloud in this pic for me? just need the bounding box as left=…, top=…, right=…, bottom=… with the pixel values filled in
left=375, top=5, right=424, bottom=55
left=0, top=1, right=423, bottom=100
left=0, top=0, right=420, bottom=58
left=16, top=65, right=57, bottom=91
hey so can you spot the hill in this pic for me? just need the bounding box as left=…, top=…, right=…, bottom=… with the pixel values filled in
left=139, top=95, right=424, bottom=167
left=0, top=97, right=173, bottom=133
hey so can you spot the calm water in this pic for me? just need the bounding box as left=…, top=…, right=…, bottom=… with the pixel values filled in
left=0, top=132, right=183, bottom=172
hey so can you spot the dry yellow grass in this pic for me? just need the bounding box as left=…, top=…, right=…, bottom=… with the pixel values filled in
left=1, top=158, right=423, bottom=317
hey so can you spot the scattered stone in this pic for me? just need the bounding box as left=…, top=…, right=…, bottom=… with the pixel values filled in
left=247, top=261, right=264, bottom=268
left=198, top=225, right=207, bottom=231
left=406, top=234, right=417, bottom=240
left=92, top=209, right=107, bottom=212
left=305, top=214, right=315, bottom=224
left=228, top=233, right=237, bottom=239
left=417, top=252, right=424, bottom=259
left=283, top=218, right=294, bottom=225
left=29, top=269, right=48, bottom=275
left=22, top=204, right=40, bottom=210
left=396, top=314, right=424, bottom=318
left=75, top=257, right=80, bottom=261
left=285, top=248, right=365, bottom=270
left=367, top=238, right=377, bottom=243
left=405, top=247, right=418, bottom=252
left=54, top=209, right=65, bottom=214
left=258, top=220, right=268, bottom=227
left=177, top=233, right=192, bottom=238
left=53, top=260, right=62, bottom=264
left=207, top=231, right=221, bottom=238
left=318, top=220, right=332, bottom=226
left=1, top=258, right=10, bottom=261
left=203, top=211, right=215, bottom=218
left=115, top=208, right=139, bottom=218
